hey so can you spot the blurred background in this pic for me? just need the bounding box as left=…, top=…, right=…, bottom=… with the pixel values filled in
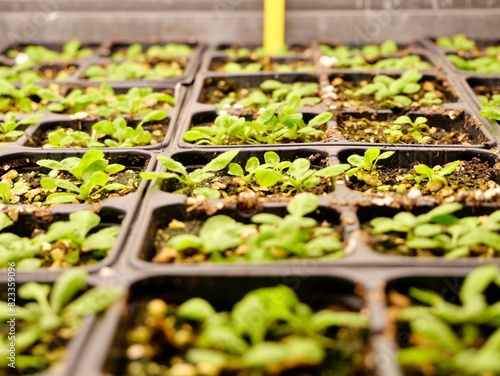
left=0, top=0, right=499, bottom=44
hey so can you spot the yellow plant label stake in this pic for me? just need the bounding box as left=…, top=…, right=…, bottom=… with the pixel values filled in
left=264, top=0, right=286, bottom=56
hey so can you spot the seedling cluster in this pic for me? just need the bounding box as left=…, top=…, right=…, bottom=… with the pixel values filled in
left=394, top=265, right=500, bottom=374
left=0, top=270, right=122, bottom=373
left=155, top=193, right=345, bottom=263
left=185, top=95, right=332, bottom=145
left=0, top=210, right=119, bottom=269
left=370, top=204, right=500, bottom=258
left=124, top=284, right=368, bottom=375
left=141, top=150, right=349, bottom=199
left=215, top=79, right=321, bottom=111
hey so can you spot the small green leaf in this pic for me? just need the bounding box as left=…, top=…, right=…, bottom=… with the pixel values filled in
left=228, top=163, right=244, bottom=177
left=178, top=298, right=216, bottom=321
left=460, top=265, right=499, bottom=306
left=62, top=287, right=123, bottom=317
left=204, top=150, right=239, bottom=172
left=310, top=310, right=368, bottom=331
left=308, top=112, right=333, bottom=127
left=168, top=234, right=203, bottom=251
left=49, top=270, right=88, bottom=313
left=287, top=193, right=318, bottom=217
left=255, top=169, right=282, bottom=187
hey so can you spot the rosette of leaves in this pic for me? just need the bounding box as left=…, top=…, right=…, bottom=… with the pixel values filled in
left=124, top=284, right=368, bottom=375
left=184, top=95, right=332, bottom=145
left=0, top=270, right=123, bottom=373
left=229, top=151, right=349, bottom=195
left=345, top=147, right=395, bottom=187
left=0, top=112, right=42, bottom=144
left=447, top=55, right=500, bottom=74
left=370, top=203, right=500, bottom=258
left=435, top=34, right=476, bottom=51
left=383, top=116, right=431, bottom=144
left=111, top=43, right=192, bottom=61
left=0, top=210, right=120, bottom=269
left=163, top=193, right=346, bottom=262
left=47, top=110, right=167, bottom=148
left=350, top=70, right=424, bottom=107
left=140, top=150, right=238, bottom=199
left=318, top=40, right=398, bottom=68
left=84, top=61, right=184, bottom=81
left=47, top=84, right=174, bottom=117
left=6, top=40, right=93, bottom=63
left=395, top=265, right=500, bottom=374
left=479, top=94, right=500, bottom=122
left=37, top=150, right=129, bottom=204
left=402, top=160, right=461, bottom=192
left=0, top=80, right=62, bottom=114
left=217, top=79, right=321, bottom=110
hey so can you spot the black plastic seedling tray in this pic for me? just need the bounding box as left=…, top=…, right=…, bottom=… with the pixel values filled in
left=3, top=30, right=500, bottom=376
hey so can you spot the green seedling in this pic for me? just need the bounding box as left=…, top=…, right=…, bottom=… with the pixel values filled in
left=418, top=91, right=442, bottom=105
left=37, top=150, right=127, bottom=204
left=0, top=112, right=42, bottom=144
left=7, top=40, right=92, bottom=64
left=140, top=150, right=238, bottom=199
left=166, top=193, right=346, bottom=262
left=0, top=270, right=123, bottom=372
left=478, top=94, right=500, bottom=122
left=84, top=61, right=183, bottom=81
left=111, top=43, right=192, bottom=61
left=351, top=69, right=423, bottom=107
left=318, top=40, right=398, bottom=68
left=369, top=203, right=500, bottom=258
left=0, top=80, right=62, bottom=114
left=47, top=110, right=167, bottom=148
left=218, top=80, right=321, bottom=110
left=125, top=284, right=367, bottom=375
left=371, top=55, right=433, bottom=70
left=346, top=147, right=395, bottom=187
left=185, top=95, right=331, bottom=145
left=221, top=61, right=264, bottom=73
left=396, top=265, right=500, bottom=374
left=384, top=116, right=431, bottom=144
left=224, top=44, right=292, bottom=58
left=47, top=83, right=174, bottom=117
left=0, top=210, right=119, bottom=268
left=436, top=34, right=476, bottom=51
left=447, top=55, right=500, bottom=73
left=229, top=151, right=349, bottom=195
left=403, top=160, right=461, bottom=192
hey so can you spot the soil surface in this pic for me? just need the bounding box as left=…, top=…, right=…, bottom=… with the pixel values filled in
left=472, top=84, right=500, bottom=99
left=327, top=76, right=455, bottom=111
left=346, top=157, right=500, bottom=202
left=326, top=112, right=479, bottom=145
left=37, top=64, right=78, bottom=80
